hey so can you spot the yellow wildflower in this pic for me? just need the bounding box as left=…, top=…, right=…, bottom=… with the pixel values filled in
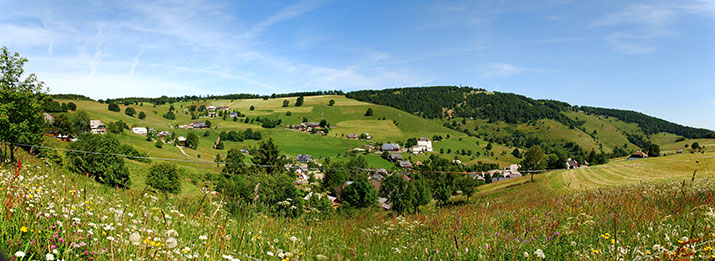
left=20, top=226, right=28, bottom=233
left=592, top=250, right=599, bottom=254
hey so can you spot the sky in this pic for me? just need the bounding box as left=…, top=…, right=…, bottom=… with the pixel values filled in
left=0, top=0, right=714, bottom=129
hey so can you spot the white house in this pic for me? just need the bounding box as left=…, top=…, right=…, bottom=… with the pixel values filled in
left=90, top=120, right=106, bottom=134
left=132, top=127, right=148, bottom=136
left=414, top=137, right=433, bottom=152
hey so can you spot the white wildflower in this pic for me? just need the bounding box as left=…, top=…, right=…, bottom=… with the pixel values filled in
left=267, top=251, right=274, bottom=256
left=45, top=253, right=55, bottom=260
left=15, top=251, right=25, bottom=258
left=534, top=249, right=545, bottom=259
left=199, top=235, right=208, bottom=241
left=166, top=237, right=178, bottom=249
left=523, top=252, right=529, bottom=257
left=130, top=232, right=141, bottom=245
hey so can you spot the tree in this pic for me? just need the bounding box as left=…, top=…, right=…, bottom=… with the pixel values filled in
left=521, top=145, right=547, bottom=182
left=67, top=102, right=77, bottom=111
left=282, top=100, right=289, bottom=107
left=223, top=148, right=248, bottom=175
left=71, top=111, right=90, bottom=134
left=155, top=139, right=163, bottom=148
left=342, top=175, right=377, bottom=208
left=295, top=96, right=304, bottom=106
left=647, top=143, right=661, bottom=157
left=53, top=114, right=73, bottom=135
left=185, top=132, right=199, bottom=149
left=250, top=105, right=255, bottom=111
left=380, top=174, right=415, bottom=214
left=252, top=138, right=285, bottom=174
left=511, top=148, right=522, bottom=158
left=108, top=103, right=120, bottom=112
left=162, top=111, right=176, bottom=120
left=319, top=119, right=327, bottom=128
left=364, top=108, right=373, bottom=116
left=0, top=46, right=48, bottom=162
left=692, top=142, right=700, bottom=150
left=412, top=177, right=431, bottom=213
left=138, top=111, right=146, bottom=119
left=205, top=120, right=212, bottom=128
left=214, top=153, right=222, bottom=168
left=66, top=134, right=130, bottom=187
left=146, top=163, right=181, bottom=194
left=328, top=99, right=335, bottom=106
left=406, top=137, right=417, bottom=148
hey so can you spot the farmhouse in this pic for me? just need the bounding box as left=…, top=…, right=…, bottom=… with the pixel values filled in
left=157, top=131, right=171, bottom=138
left=90, top=120, right=106, bottom=134
left=43, top=113, right=54, bottom=124
left=413, top=137, right=433, bottom=153
left=566, top=158, right=579, bottom=169
left=191, top=121, right=207, bottom=129
left=628, top=151, right=649, bottom=160
left=398, top=160, right=413, bottom=169
left=206, top=105, right=217, bottom=111
left=208, top=111, right=217, bottom=117
left=131, top=127, right=148, bottom=136
left=308, top=122, right=320, bottom=128
left=177, top=136, right=187, bottom=146
left=296, top=154, right=313, bottom=163
left=382, top=143, right=400, bottom=152
left=229, top=112, right=238, bottom=118
left=389, top=153, right=403, bottom=161
left=347, top=133, right=359, bottom=140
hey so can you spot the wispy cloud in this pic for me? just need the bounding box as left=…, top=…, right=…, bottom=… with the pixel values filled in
left=480, top=63, right=525, bottom=78
left=594, top=0, right=715, bottom=54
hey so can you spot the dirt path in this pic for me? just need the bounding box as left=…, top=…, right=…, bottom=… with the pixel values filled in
left=176, top=145, right=190, bottom=157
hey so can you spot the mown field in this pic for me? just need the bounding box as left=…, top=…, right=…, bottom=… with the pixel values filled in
left=2, top=150, right=715, bottom=260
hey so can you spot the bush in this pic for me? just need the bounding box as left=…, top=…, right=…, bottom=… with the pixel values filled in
left=186, top=132, right=199, bottom=149
left=155, top=139, right=163, bottom=148
left=125, top=107, right=136, bottom=117
left=138, top=111, right=146, bottom=119
left=67, top=102, right=77, bottom=111
left=146, top=163, right=181, bottom=194
left=66, top=134, right=130, bottom=187
left=108, top=103, right=120, bottom=112
left=342, top=176, right=377, bottom=208
left=163, top=111, right=176, bottom=120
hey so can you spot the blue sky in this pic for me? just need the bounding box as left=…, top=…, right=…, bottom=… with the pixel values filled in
left=1, top=0, right=714, bottom=129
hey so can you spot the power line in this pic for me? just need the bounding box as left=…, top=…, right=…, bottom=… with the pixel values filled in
left=1, top=141, right=709, bottom=176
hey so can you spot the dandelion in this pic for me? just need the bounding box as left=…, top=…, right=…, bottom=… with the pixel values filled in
left=523, top=252, right=529, bottom=257
left=20, top=226, right=28, bottom=233
left=15, top=251, right=25, bottom=258
left=166, top=237, right=178, bottom=249
left=45, top=253, right=55, bottom=260
left=130, top=232, right=141, bottom=245
left=570, top=241, right=577, bottom=247
left=534, top=249, right=545, bottom=259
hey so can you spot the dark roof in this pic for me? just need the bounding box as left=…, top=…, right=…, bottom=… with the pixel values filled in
left=389, top=153, right=403, bottom=160
left=418, top=137, right=429, bottom=141
left=398, top=160, right=412, bottom=168
left=630, top=151, right=649, bottom=158
left=296, top=154, right=313, bottom=162
left=382, top=143, right=400, bottom=151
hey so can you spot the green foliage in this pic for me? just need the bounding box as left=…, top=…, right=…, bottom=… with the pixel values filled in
left=511, top=148, right=522, bottom=158
left=581, top=106, right=714, bottom=138
left=125, top=107, right=136, bottom=117
left=282, top=100, right=289, bottom=107
left=53, top=114, right=73, bottom=135
left=380, top=174, right=414, bottom=214
left=364, top=108, right=373, bottom=116
left=185, top=132, right=199, bottom=149
left=162, top=111, right=176, bottom=120
left=342, top=175, right=377, bottom=208
left=107, top=103, right=121, bottom=112
left=328, top=99, right=335, bottom=106
left=521, top=145, right=547, bottom=171
left=251, top=139, right=285, bottom=174
left=107, top=120, right=128, bottom=134
left=155, top=139, right=163, bottom=148
left=295, top=96, right=304, bottom=106
left=138, top=111, right=146, bottom=119
left=249, top=105, right=255, bottom=111
left=67, top=102, right=77, bottom=111
left=647, top=143, right=661, bottom=157
left=71, top=111, right=90, bottom=134
left=146, top=163, right=181, bottom=194
left=223, top=148, right=248, bottom=175
left=0, top=46, right=47, bottom=161
left=119, top=144, right=151, bottom=163
left=66, top=134, right=130, bottom=187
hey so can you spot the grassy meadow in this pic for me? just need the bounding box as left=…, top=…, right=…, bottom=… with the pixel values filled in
left=2, top=150, right=715, bottom=260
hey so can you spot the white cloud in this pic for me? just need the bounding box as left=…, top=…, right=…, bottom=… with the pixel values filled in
left=480, top=63, right=525, bottom=78
left=594, top=0, right=715, bottom=54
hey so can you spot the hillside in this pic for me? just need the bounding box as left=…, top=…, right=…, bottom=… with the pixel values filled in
left=347, top=86, right=714, bottom=156
left=49, top=95, right=520, bottom=193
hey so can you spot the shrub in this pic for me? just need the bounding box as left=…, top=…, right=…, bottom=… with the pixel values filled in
left=146, top=163, right=181, bottom=194
left=138, top=111, right=146, bottom=119
left=125, top=107, right=136, bottom=117
left=108, top=103, right=120, bottom=112
left=66, top=134, right=130, bottom=187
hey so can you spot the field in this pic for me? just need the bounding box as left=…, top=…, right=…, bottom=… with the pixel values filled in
left=51, top=96, right=525, bottom=194
left=2, top=151, right=715, bottom=260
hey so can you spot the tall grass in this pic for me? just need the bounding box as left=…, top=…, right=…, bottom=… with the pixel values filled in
left=2, top=156, right=715, bottom=260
